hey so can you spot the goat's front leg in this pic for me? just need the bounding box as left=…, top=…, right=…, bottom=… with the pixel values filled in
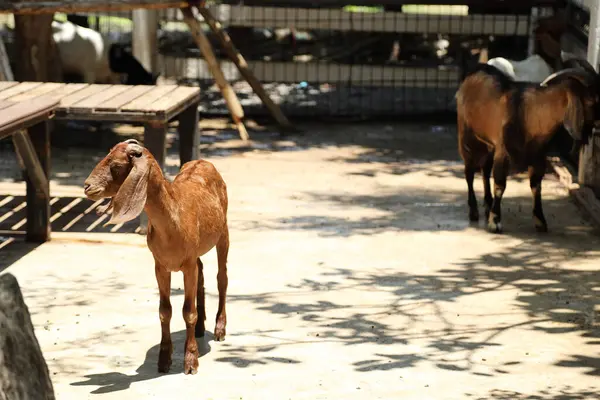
left=155, top=264, right=173, bottom=373
left=215, top=228, right=229, bottom=341
left=182, top=260, right=199, bottom=375
left=529, top=161, right=548, bottom=232
left=488, top=154, right=509, bottom=233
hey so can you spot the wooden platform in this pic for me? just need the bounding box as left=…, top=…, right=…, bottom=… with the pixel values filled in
left=0, top=82, right=201, bottom=123
left=0, top=94, right=59, bottom=243
left=0, top=82, right=202, bottom=242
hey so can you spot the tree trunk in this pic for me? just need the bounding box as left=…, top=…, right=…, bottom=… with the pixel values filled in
left=14, top=14, right=61, bottom=82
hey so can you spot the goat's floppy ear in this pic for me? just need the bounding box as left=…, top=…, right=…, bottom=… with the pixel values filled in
left=106, top=146, right=150, bottom=225
left=564, top=92, right=584, bottom=141
left=96, top=198, right=113, bottom=216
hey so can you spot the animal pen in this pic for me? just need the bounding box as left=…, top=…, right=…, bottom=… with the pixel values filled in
left=0, top=0, right=565, bottom=120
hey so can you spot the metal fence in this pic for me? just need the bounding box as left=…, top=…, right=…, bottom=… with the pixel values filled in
left=0, top=1, right=562, bottom=119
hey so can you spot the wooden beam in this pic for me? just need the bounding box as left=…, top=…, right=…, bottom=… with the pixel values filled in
left=25, top=121, right=51, bottom=242
left=198, top=6, right=294, bottom=133
left=180, top=6, right=248, bottom=141
left=178, top=101, right=201, bottom=165
left=11, top=130, right=49, bottom=199
left=132, top=9, right=158, bottom=74
left=0, top=1, right=188, bottom=15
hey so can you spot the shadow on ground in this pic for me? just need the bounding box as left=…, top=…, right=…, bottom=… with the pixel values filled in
left=466, top=385, right=599, bottom=399
left=220, top=220, right=600, bottom=380
left=70, top=330, right=214, bottom=394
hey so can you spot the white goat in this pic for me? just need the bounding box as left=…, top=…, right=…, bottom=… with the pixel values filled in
left=486, top=51, right=577, bottom=83
left=52, top=20, right=121, bottom=84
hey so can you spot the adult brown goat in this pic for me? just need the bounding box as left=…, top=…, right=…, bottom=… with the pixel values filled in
left=83, top=139, right=229, bottom=375
left=456, top=59, right=600, bottom=233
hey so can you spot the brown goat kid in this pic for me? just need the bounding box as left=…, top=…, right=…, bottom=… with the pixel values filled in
left=456, top=62, right=600, bottom=233
left=83, top=139, right=229, bottom=375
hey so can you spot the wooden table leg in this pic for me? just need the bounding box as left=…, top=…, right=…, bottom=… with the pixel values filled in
left=144, top=121, right=167, bottom=167
left=139, top=122, right=167, bottom=234
left=178, top=102, right=200, bottom=166
left=25, top=122, right=50, bottom=243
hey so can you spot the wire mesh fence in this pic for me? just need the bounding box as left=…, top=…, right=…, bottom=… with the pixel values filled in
left=155, top=1, right=547, bottom=118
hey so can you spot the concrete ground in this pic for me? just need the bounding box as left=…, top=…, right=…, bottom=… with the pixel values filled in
left=2, top=121, right=600, bottom=399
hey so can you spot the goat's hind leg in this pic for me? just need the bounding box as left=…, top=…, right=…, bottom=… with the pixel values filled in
left=214, top=227, right=229, bottom=342
left=482, top=153, right=494, bottom=220
left=182, top=259, right=200, bottom=375
left=195, top=258, right=206, bottom=338
left=488, top=153, right=509, bottom=233
left=155, top=264, right=173, bottom=373
left=529, top=161, right=548, bottom=232
left=465, top=163, right=479, bottom=222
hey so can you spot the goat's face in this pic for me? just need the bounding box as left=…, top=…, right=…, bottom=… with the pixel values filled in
left=83, top=139, right=143, bottom=201
left=84, top=139, right=151, bottom=225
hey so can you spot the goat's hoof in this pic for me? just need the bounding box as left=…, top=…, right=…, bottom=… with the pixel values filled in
left=534, top=216, right=548, bottom=233
left=157, top=360, right=171, bottom=373
left=487, top=220, right=503, bottom=234
left=214, top=326, right=226, bottom=342
left=158, top=345, right=172, bottom=373
left=183, top=351, right=199, bottom=375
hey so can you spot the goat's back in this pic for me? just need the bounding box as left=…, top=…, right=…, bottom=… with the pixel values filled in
left=174, top=159, right=228, bottom=216
left=456, top=70, right=509, bottom=145
left=147, top=160, right=228, bottom=261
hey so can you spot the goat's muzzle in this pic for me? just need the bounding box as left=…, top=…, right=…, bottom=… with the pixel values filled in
left=83, top=181, right=104, bottom=200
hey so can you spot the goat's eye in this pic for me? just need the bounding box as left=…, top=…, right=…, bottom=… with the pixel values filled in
left=110, top=163, right=127, bottom=177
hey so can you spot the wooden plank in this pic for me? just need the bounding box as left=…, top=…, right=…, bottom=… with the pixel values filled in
left=0, top=82, right=43, bottom=100
left=181, top=6, right=246, bottom=138
left=142, top=86, right=200, bottom=113
left=0, top=100, right=15, bottom=110
left=178, top=102, right=200, bottom=165
left=0, top=96, right=58, bottom=138
left=0, top=81, right=18, bottom=92
left=120, top=85, right=178, bottom=112
left=59, top=84, right=112, bottom=108
left=69, top=85, right=130, bottom=109
left=95, top=85, right=155, bottom=111
left=6, top=83, right=65, bottom=102
left=199, top=6, right=292, bottom=134
left=44, top=83, right=89, bottom=101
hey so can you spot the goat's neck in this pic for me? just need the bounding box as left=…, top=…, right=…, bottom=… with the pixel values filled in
left=143, top=160, right=178, bottom=231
